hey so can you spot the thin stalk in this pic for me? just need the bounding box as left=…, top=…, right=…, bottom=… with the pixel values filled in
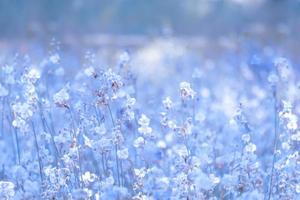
left=8, top=108, right=21, bottom=164
left=120, top=160, right=124, bottom=186
left=115, top=144, right=121, bottom=187
left=14, top=128, right=21, bottom=165
left=38, top=103, right=59, bottom=166
left=68, top=107, right=84, bottom=188
left=107, top=103, right=121, bottom=186
left=1, top=97, right=4, bottom=138
left=268, top=88, right=278, bottom=200
left=101, top=153, right=107, bottom=176
left=31, top=121, right=43, bottom=182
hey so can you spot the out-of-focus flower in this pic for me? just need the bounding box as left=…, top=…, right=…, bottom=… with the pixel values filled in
left=0, top=181, right=15, bottom=199
left=244, top=143, right=256, bottom=153
left=163, top=97, right=173, bottom=110
left=84, top=67, right=96, bottom=77
left=53, top=86, right=70, bottom=107
left=82, top=171, right=97, bottom=184
left=180, top=82, right=196, bottom=100
left=117, top=148, right=129, bottom=160
left=49, top=53, right=60, bottom=64
left=27, top=68, right=41, bottom=83
left=133, top=137, right=145, bottom=148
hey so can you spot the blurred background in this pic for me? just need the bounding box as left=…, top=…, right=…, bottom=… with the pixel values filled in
left=0, top=0, right=299, bottom=46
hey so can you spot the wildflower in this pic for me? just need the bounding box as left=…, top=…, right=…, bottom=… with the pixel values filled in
left=84, top=67, right=96, bottom=77
left=133, top=137, right=145, bottom=148
left=104, top=69, right=123, bottom=91
left=27, top=67, right=41, bottom=83
left=112, top=128, right=124, bottom=145
left=132, top=193, right=149, bottom=200
left=282, top=142, right=290, bottom=150
left=291, top=131, right=300, bottom=141
left=244, top=143, right=256, bottom=153
left=156, top=140, right=167, bottom=149
left=53, top=86, right=70, bottom=107
left=82, top=171, right=97, bottom=184
left=242, top=134, right=251, bottom=143
left=295, top=183, right=300, bottom=193
left=163, top=97, right=173, bottom=109
left=134, top=167, right=147, bottom=179
left=0, top=181, right=15, bottom=199
left=138, top=114, right=150, bottom=127
left=49, top=53, right=60, bottom=64
left=179, top=118, right=193, bottom=137
left=83, top=135, right=93, bottom=148
left=138, top=114, right=153, bottom=137
left=125, top=95, right=136, bottom=108
left=117, top=148, right=129, bottom=160
left=274, top=57, right=292, bottom=81
left=138, top=126, right=152, bottom=137
left=179, top=82, right=196, bottom=100
left=173, top=144, right=189, bottom=158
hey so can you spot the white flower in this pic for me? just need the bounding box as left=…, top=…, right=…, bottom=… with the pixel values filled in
left=287, top=116, right=298, bottom=130
left=138, top=126, right=152, bottom=136
left=138, top=114, right=150, bottom=127
left=241, top=134, right=251, bottom=143
left=282, top=142, right=290, bottom=150
left=117, top=148, right=129, bottom=160
left=163, top=97, right=173, bottom=109
left=180, top=81, right=196, bottom=100
left=82, top=171, right=97, bottom=184
left=274, top=57, right=292, bottom=81
left=156, top=140, right=167, bottom=149
left=84, top=67, right=96, bottom=77
left=53, top=87, right=70, bottom=107
left=27, top=68, right=41, bottom=83
left=125, top=95, right=136, bottom=108
left=0, top=181, right=15, bottom=198
left=295, top=183, right=300, bottom=193
left=291, top=131, right=300, bottom=141
left=244, top=143, right=256, bottom=153
left=133, top=137, right=145, bottom=148
left=12, top=102, right=33, bottom=119
left=49, top=53, right=60, bottom=64
left=134, top=167, right=147, bottom=179
left=138, top=114, right=153, bottom=137
left=83, top=135, right=93, bottom=148
left=209, top=174, right=220, bottom=185
left=173, top=144, right=189, bottom=158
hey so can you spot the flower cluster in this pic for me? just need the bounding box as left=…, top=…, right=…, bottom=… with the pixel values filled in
left=0, top=41, right=300, bottom=200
